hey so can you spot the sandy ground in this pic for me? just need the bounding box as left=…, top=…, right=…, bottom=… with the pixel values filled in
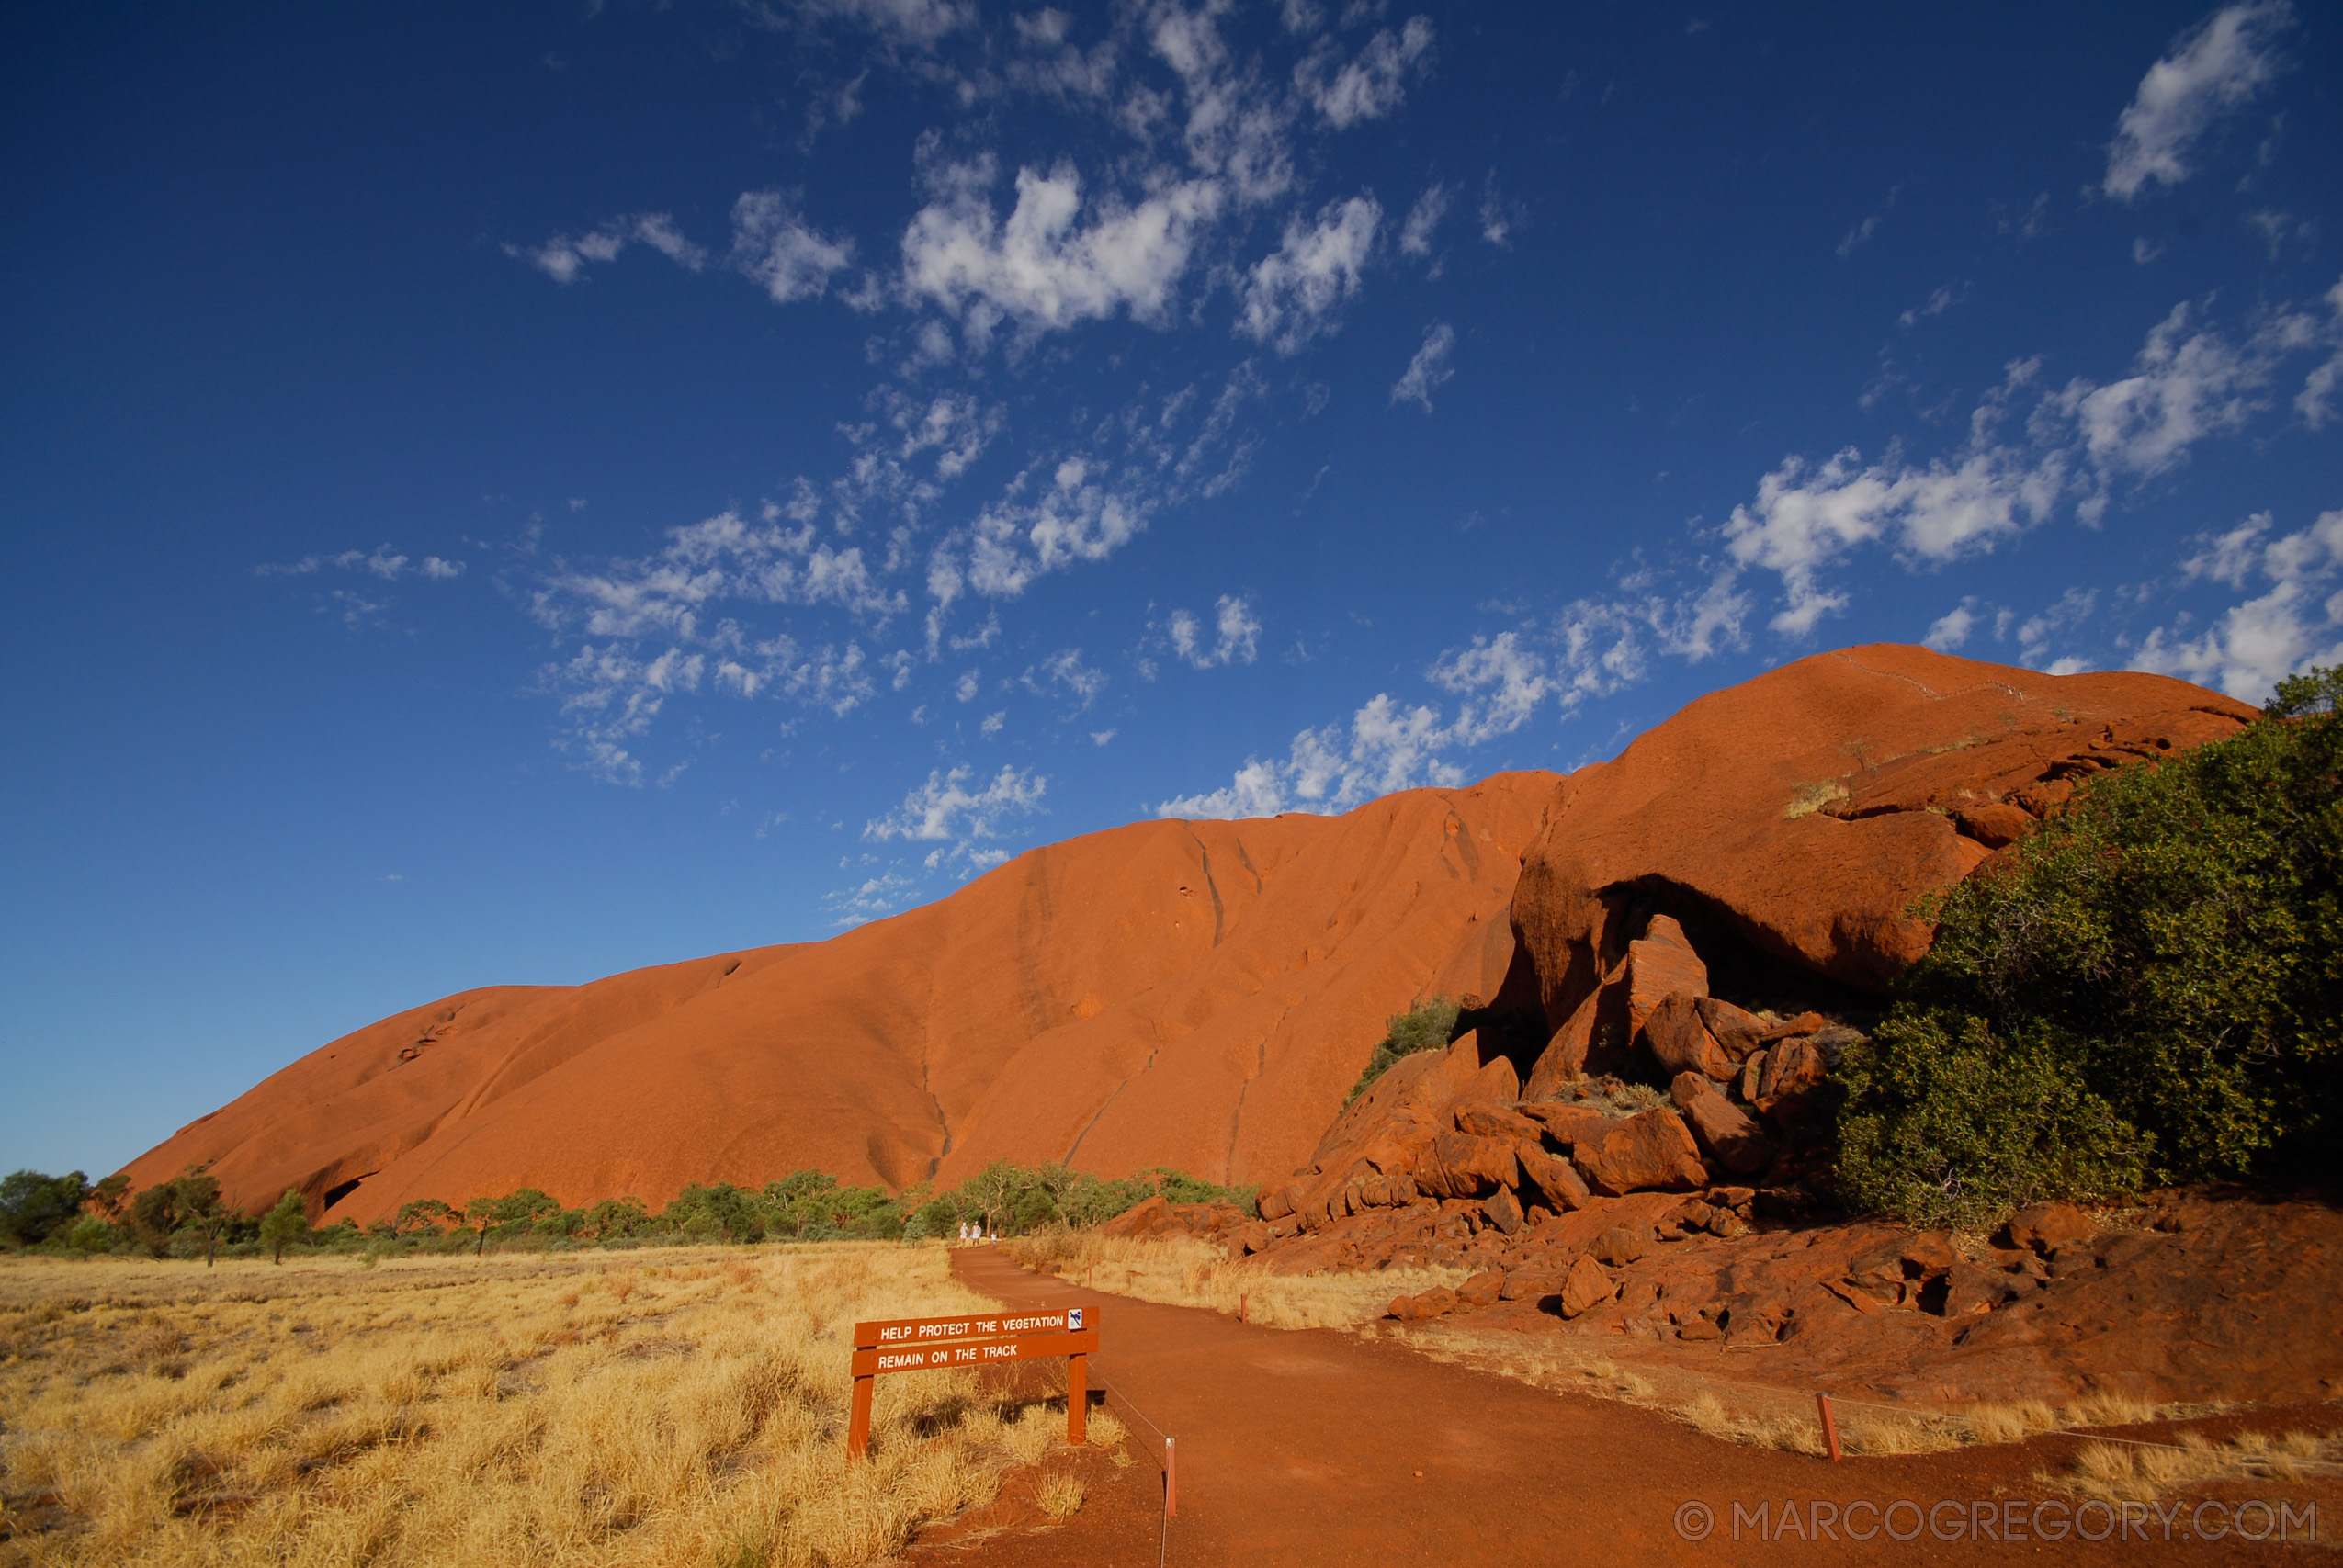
left=928, top=1247, right=2336, bottom=1565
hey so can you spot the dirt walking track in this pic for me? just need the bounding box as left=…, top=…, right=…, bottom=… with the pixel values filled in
left=934, top=1248, right=2307, bottom=1565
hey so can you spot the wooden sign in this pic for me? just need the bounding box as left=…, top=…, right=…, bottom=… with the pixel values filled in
left=846, top=1305, right=1099, bottom=1458
left=852, top=1328, right=1095, bottom=1376
left=853, top=1308, right=1084, bottom=1347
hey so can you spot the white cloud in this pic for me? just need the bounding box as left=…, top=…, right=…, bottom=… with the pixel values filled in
left=2180, top=511, right=2274, bottom=588
left=866, top=763, right=1047, bottom=841
left=1924, top=601, right=1979, bottom=651
left=1168, top=594, right=1262, bottom=667
left=710, top=637, right=876, bottom=716
left=516, top=214, right=708, bottom=285
left=420, top=556, right=465, bottom=579
left=1725, top=436, right=2066, bottom=637
left=1091, top=728, right=1117, bottom=745
left=794, top=0, right=974, bottom=49
left=1295, top=17, right=1433, bottom=129
left=1158, top=691, right=1463, bottom=818
left=1837, top=215, right=1883, bottom=258
left=1897, top=282, right=1967, bottom=329
left=1398, top=182, right=1449, bottom=257
left=900, top=157, right=1223, bottom=343
left=260, top=545, right=412, bottom=579
left=2133, top=508, right=2343, bottom=698
left=925, top=371, right=1258, bottom=621
left=1427, top=631, right=1549, bottom=745
left=823, top=870, right=916, bottom=928
left=1389, top=321, right=1454, bottom=410
left=544, top=642, right=707, bottom=785
left=2102, top=1, right=2295, bottom=202
left=1024, top=647, right=1106, bottom=705
left=2017, top=586, right=2097, bottom=666
left=1147, top=0, right=1297, bottom=207
left=729, top=190, right=856, bottom=303
left=1158, top=583, right=1742, bottom=818
left=2295, top=276, right=2343, bottom=429
left=1726, top=281, right=2343, bottom=637
left=979, top=709, right=1005, bottom=736
left=2049, top=299, right=2294, bottom=483
left=1237, top=194, right=1380, bottom=353
left=946, top=456, right=1150, bottom=602
left=1477, top=172, right=1518, bottom=247
left=534, top=507, right=905, bottom=641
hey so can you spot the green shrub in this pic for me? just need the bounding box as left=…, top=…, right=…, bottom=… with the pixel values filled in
left=258, top=1190, right=309, bottom=1263
left=1345, top=996, right=1463, bottom=1103
left=0, top=1170, right=92, bottom=1248
left=1832, top=666, right=2342, bottom=1225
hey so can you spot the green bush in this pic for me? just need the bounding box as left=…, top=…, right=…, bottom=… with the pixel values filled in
left=1345, top=996, right=1463, bottom=1103
left=1832, top=666, right=2342, bottom=1226
left=0, top=1170, right=92, bottom=1248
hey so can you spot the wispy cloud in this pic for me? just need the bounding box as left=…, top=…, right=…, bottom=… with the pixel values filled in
left=258, top=545, right=464, bottom=581
left=2102, top=1, right=2294, bottom=202
left=1238, top=194, right=1380, bottom=353
left=898, top=152, right=1222, bottom=346
left=515, top=214, right=707, bottom=284
left=823, top=869, right=917, bottom=929
left=730, top=190, right=857, bottom=302
left=1398, top=182, right=1450, bottom=258
left=1390, top=321, right=1454, bottom=411
left=1294, top=17, right=1433, bottom=129
left=1168, top=594, right=1261, bottom=668
left=793, top=0, right=976, bottom=51
left=865, top=762, right=1047, bottom=841
left=2133, top=507, right=2343, bottom=698
left=1023, top=647, right=1107, bottom=706
left=1157, top=575, right=1748, bottom=818
left=1837, top=186, right=1898, bottom=258
left=1725, top=279, right=2343, bottom=637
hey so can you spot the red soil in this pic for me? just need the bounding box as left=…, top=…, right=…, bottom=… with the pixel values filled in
left=939, top=1247, right=2328, bottom=1566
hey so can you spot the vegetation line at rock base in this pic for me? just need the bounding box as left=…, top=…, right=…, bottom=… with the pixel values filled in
left=0, top=1159, right=1260, bottom=1263
left=1828, top=665, right=2342, bottom=1229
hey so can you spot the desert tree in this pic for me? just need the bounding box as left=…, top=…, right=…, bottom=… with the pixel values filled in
left=259, top=1190, right=309, bottom=1264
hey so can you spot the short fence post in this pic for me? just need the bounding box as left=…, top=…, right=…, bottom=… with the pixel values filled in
left=1816, top=1393, right=1842, bottom=1462
left=1164, top=1436, right=1178, bottom=1518
left=847, top=1373, right=875, bottom=1460
left=1068, top=1351, right=1088, bottom=1445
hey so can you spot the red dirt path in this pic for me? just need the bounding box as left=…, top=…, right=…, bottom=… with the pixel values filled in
left=937, top=1247, right=2326, bottom=1565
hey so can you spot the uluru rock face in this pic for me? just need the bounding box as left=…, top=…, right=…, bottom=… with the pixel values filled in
left=1242, top=646, right=2258, bottom=1248
left=119, top=646, right=2260, bottom=1232
left=1502, top=644, right=2257, bottom=1084
left=118, top=774, right=1555, bottom=1225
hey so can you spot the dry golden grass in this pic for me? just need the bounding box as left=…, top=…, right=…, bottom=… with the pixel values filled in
left=1387, top=1321, right=2293, bottom=1473
left=1007, top=1231, right=1466, bottom=1330
left=0, top=1243, right=1109, bottom=1567
left=1034, top=1471, right=1083, bottom=1522
left=2057, top=1428, right=2342, bottom=1503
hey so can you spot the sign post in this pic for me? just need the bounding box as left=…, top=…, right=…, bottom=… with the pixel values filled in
left=846, top=1306, right=1097, bottom=1459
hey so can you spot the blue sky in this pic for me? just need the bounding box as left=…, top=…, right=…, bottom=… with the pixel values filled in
left=5, top=2, right=2339, bottom=1178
